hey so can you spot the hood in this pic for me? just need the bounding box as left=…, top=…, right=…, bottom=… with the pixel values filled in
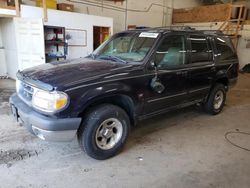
left=19, top=58, right=135, bottom=90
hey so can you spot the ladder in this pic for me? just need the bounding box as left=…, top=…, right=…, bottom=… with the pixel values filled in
left=219, top=4, right=247, bottom=48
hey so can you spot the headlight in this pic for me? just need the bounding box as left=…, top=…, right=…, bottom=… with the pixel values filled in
left=32, top=89, right=68, bottom=113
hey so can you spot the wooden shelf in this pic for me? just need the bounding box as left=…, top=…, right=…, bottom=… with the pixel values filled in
left=45, top=40, right=66, bottom=45
left=0, top=0, right=20, bottom=17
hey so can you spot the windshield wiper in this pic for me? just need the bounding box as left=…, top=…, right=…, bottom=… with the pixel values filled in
left=98, top=55, right=127, bottom=64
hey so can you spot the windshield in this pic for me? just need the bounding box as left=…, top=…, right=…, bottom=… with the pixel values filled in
left=92, top=32, right=158, bottom=63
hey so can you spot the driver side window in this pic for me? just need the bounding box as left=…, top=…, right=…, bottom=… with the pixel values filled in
left=155, top=35, right=186, bottom=69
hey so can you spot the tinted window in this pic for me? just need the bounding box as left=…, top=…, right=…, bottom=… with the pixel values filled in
left=215, top=37, right=237, bottom=61
left=155, top=35, right=186, bottom=68
left=190, top=36, right=212, bottom=63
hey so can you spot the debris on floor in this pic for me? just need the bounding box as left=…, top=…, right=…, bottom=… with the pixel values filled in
left=137, top=157, right=143, bottom=161
left=0, top=76, right=9, bottom=79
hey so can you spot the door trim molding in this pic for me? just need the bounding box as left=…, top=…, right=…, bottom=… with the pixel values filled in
left=147, top=92, right=187, bottom=103
left=189, top=86, right=211, bottom=94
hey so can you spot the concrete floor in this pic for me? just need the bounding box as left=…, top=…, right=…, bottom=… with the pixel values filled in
left=0, top=75, right=250, bottom=188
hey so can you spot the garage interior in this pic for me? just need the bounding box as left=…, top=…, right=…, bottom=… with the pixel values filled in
left=0, top=0, right=250, bottom=187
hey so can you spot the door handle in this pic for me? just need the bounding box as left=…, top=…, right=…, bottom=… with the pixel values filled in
left=211, top=67, right=216, bottom=72
left=176, top=71, right=188, bottom=76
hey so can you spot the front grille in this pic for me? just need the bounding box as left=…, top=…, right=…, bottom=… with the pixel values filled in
left=17, top=81, right=34, bottom=104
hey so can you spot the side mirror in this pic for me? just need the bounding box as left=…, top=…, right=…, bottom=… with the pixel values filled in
left=150, top=61, right=156, bottom=68
left=148, top=53, right=157, bottom=70
left=149, top=54, right=165, bottom=93
left=150, top=77, right=165, bottom=94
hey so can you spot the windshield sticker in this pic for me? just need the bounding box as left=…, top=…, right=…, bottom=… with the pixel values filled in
left=139, top=32, right=159, bottom=38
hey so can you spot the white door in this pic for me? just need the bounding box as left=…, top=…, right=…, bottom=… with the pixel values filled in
left=14, top=17, right=45, bottom=71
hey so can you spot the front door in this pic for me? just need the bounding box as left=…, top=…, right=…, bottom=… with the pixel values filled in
left=143, top=34, right=189, bottom=115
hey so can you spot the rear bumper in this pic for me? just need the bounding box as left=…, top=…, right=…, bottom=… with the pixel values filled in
left=9, top=93, right=82, bottom=142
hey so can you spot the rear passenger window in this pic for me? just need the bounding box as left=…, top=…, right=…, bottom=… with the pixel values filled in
left=215, top=37, right=237, bottom=61
left=190, top=36, right=212, bottom=63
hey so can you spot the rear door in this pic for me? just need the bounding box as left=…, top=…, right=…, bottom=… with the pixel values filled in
left=186, top=35, right=216, bottom=102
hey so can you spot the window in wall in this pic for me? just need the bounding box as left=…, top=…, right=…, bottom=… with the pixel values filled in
left=190, top=36, right=212, bottom=63
left=155, top=35, right=186, bottom=68
left=215, top=37, right=237, bottom=61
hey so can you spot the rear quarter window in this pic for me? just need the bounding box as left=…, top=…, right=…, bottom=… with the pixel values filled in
left=189, top=35, right=213, bottom=63
left=215, top=37, right=237, bottom=62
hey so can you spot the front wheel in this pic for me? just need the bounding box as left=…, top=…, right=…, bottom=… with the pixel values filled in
left=77, top=104, right=130, bottom=160
left=204, top=84, right=226, bottom=115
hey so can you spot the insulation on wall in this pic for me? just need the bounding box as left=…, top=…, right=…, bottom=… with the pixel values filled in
left=173, top=3, right=231, bottom=23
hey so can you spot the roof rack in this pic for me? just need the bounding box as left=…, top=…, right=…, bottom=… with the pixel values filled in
left=201, top=30, right=224, bottom=35
left=153, top=26, right=196, bottom=31
left=153, top=26, right=225, bottom=36
left=128, top=26, right=226, bottom=36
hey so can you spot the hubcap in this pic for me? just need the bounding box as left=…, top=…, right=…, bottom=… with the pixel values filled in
left=213, top=90, right=224, bottom=110
left=95, top=118, right=123, bottom=150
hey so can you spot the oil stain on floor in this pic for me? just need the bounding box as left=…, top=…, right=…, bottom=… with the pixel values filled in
left=0, top=149, right=40, bottom=167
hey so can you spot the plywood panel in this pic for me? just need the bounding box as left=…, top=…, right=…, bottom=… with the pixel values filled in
left=173, top=4, right=231, bottom=23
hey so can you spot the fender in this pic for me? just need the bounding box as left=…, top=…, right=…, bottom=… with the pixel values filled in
left=215, top=69, right=228, bottom=82
left=75, top=82, right=143, bottom=119
left=213, top=69, right=230, bottom=91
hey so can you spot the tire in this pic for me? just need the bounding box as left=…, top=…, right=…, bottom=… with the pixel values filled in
left=204, top=83, right=226, bottom=115
left=77, top=104, right=130, bottom=160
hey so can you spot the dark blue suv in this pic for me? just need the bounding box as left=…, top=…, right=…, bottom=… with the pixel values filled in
left=10, top=28, right=239, bottom=160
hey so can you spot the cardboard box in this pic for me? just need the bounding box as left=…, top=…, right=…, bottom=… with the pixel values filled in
left=7, top=0, right=22, bottom=7
left=57, top=3, right=74, bottom=12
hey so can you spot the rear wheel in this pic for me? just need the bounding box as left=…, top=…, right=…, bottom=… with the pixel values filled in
left=78, top=104, right=130, bottom=160
left=204, top=84, right=226, bottom=115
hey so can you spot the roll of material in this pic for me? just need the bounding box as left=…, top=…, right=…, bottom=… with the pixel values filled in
left=0, top=49, right=7, bottom=76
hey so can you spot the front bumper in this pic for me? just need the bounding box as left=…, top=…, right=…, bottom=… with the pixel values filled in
left=9, top=94, right=82, bottom=142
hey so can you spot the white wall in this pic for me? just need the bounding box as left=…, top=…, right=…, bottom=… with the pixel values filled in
left=0, top=18, right=18, bottom=78
left=237, top=25, right=250, bottom=68
left=21, top=5, right=113, bottom=59
left=126, top=0, right=171, bottom=28
left=173, top=0, right=201, bottom=9
left=0, top=25, right=2, bottom=47
left=20, top=0, right=201, bottom=33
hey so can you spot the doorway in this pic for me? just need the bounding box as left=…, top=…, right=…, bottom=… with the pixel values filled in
left=93, top=26, right=110, bottom=50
